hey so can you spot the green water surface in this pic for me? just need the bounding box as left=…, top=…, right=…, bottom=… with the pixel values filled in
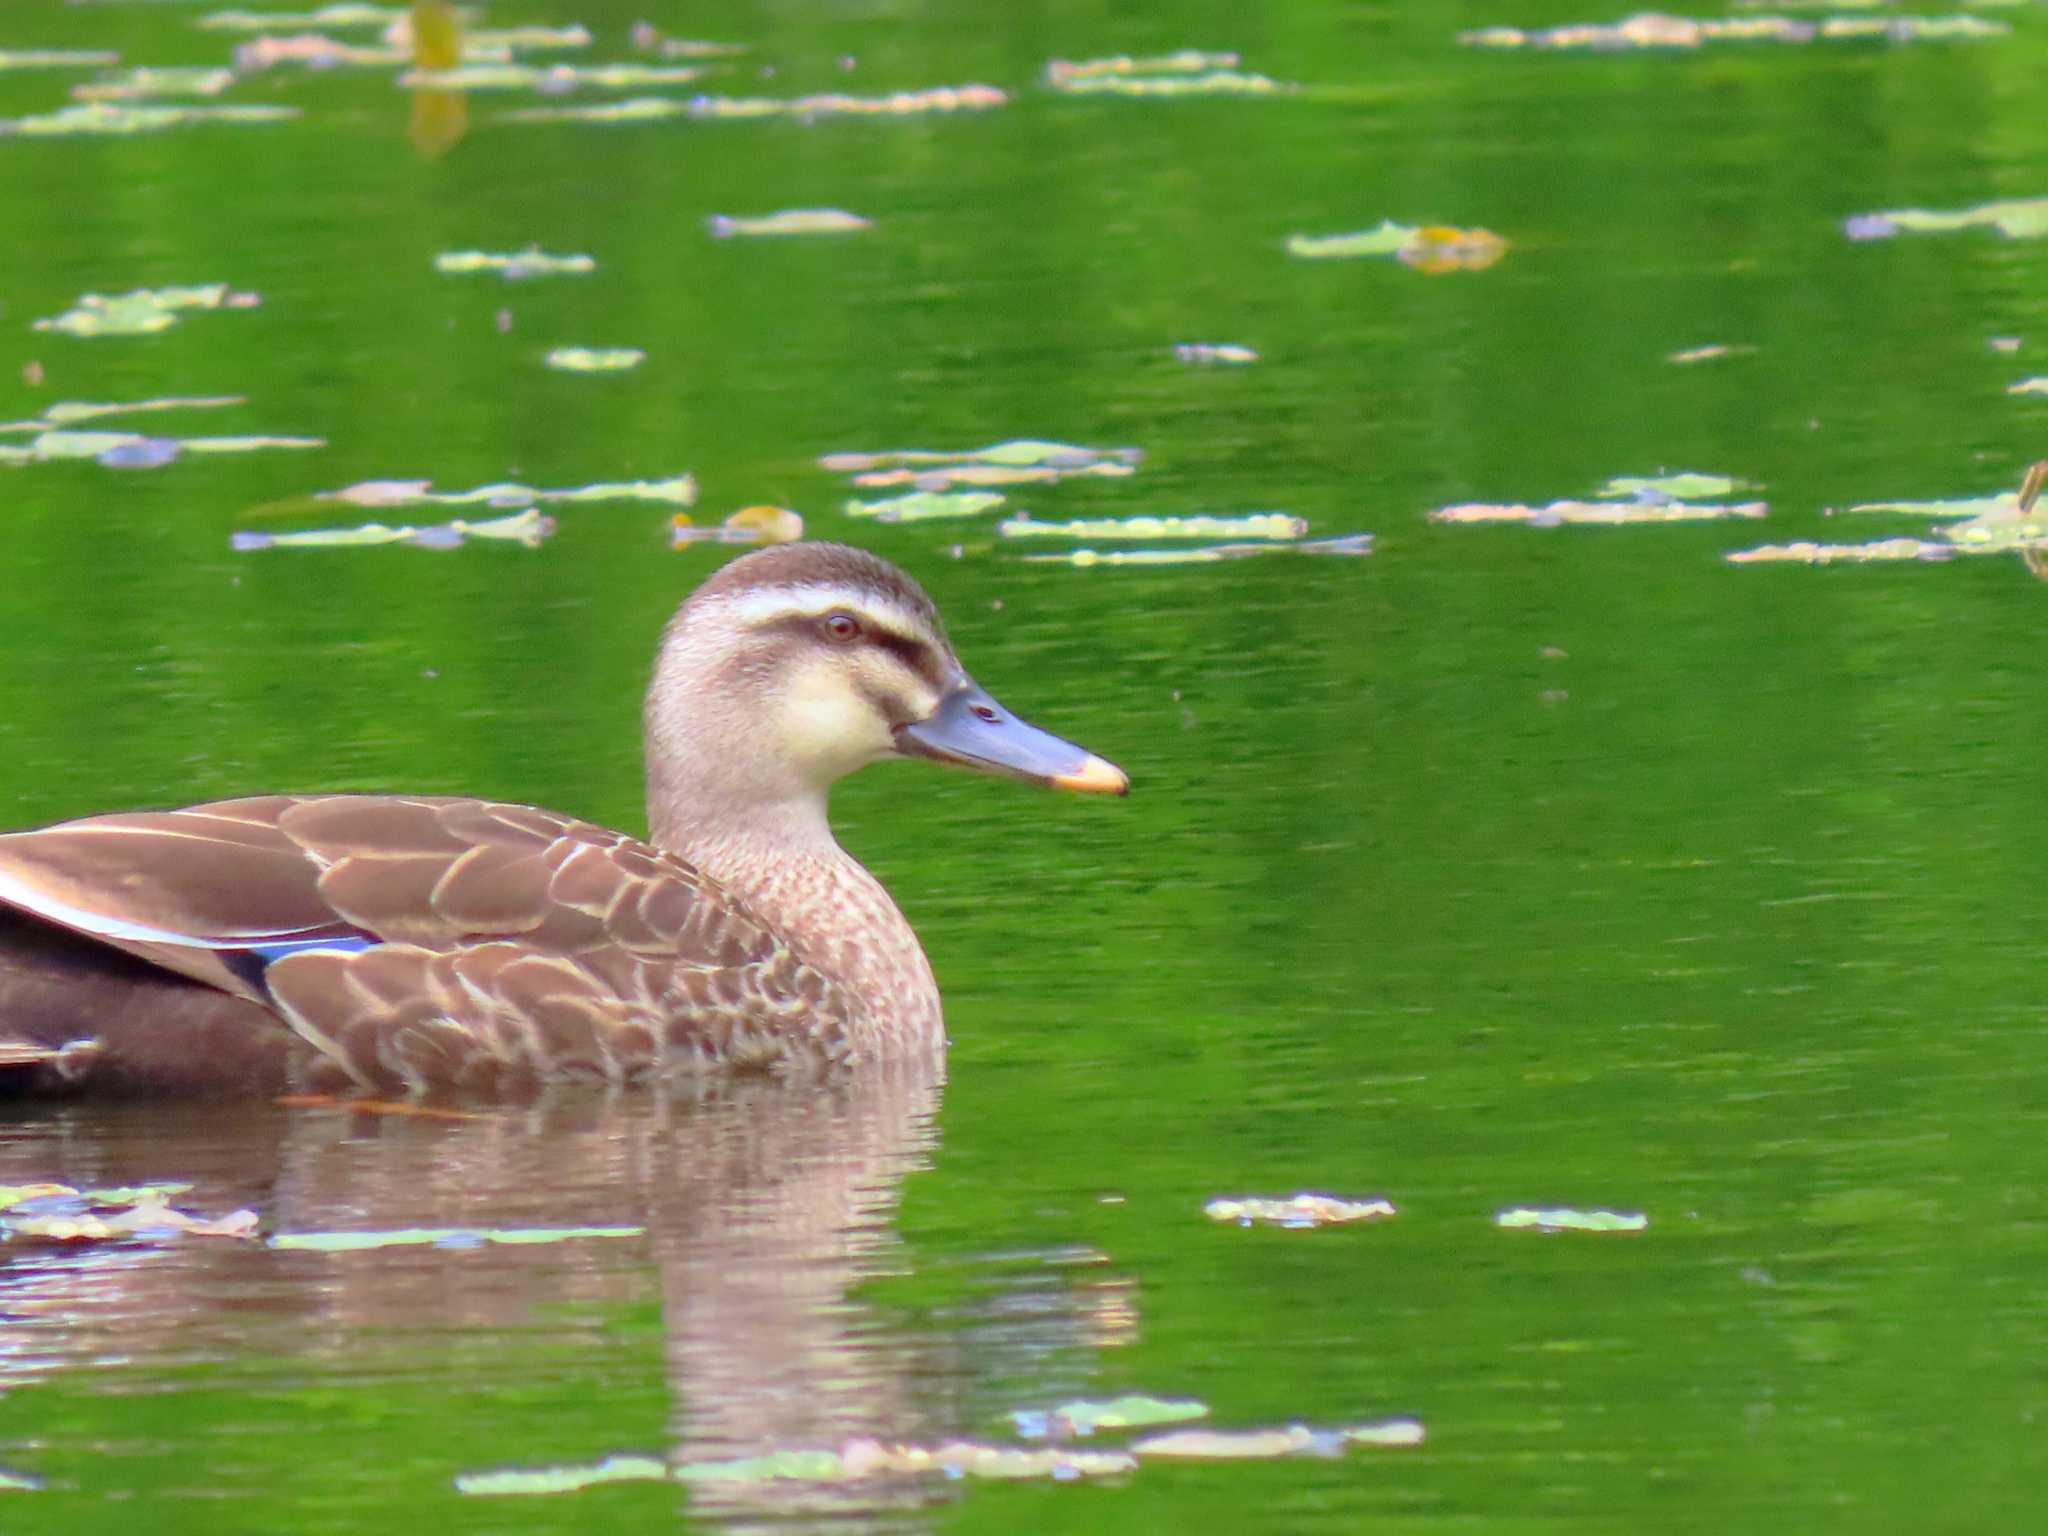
left=1, top=0, right=2047, bottom=1530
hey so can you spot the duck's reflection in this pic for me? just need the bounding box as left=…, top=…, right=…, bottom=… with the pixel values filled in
left=0, top=1059, right=1125, bottom=1529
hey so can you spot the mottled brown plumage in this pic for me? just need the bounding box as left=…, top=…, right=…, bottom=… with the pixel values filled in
left=0, top=544, right=1125, bottom=1095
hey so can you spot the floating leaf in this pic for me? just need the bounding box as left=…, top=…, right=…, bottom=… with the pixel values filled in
left=0, top=1469, right=41, bottom=1492
left=824, top=441, right=1140, bottom=472
left=1431, top=499, right=1766, bottom=526
left=847, top=491, right=1006, bottom=522
left=854, top=462, right=1136, bottom=491
left=466, top=24, right=591, bottom=51
left=0, top=49, right=122, bottom=69
left=507, top=85, right=1005, bottom=125
left=1726, top=539, right=1954, bottom=565
left=1134, top=1419, right=1424, bottom=1458
left=269, top=1224, right=642, bottom=1251
left=457, top=1457, right=669, bottom=1496
left=838, top=1440, right=1133, bottom=1481
left=1937, top=513, right=2048, bottom=550
left=543, top=346, right=644, bottom=372
left=708, top=209, right=872, bottom=239
left=1496, top=1207, right=1649, bottom=1233
left=401, top=62, right=703, bottom=90
left=72, top=66, right=236, bottom=100
left=1399, top=225, right=1510, bottom=274
left=179, top=434, right=324, bottom=453
left=231, top=35, right=399, bottom=71
left=21, top=429, right=146, bottom=460
left=1014, top=1396, right=1209, bottom=1438
left=2010, top=377, right=2048, bottom=396
left=1841, top=493, right=2020, bottom=518
left=1286, top=221, right=1415, bottom=259
left=671, top=506, right=804, bottom=546
left=1, top=426, right=318, bottom=468
left=33, top=284, right=257, bottom=336
left=1050, top=70, right=1289, bottom=98
left=1666, top=343, right=1753, bottom=364
left=1287, top=220, right=1507, bottom=271
left=232, top=508, right=555, bottom=550
left=1203, top=1193, right=1396, bottom=1227
left=0, top=101, right=297, bottom=136
left=4, top=1193, right=257, bottom=1244
left=1046, top=51, right=1241, bottom=83
left=1341, top=1420, right=1430, bottom=1447
left=3, top=396, right=246, bottom=429
left=1173, top=342, right=1258, bottom=365
left=1463, top=13, right=2006, bottom=50
left=1595, top=472, right=1752, bottom=500
left=0, top=1182, right=189, bottom=1211
left=316, top=475, right=695, bottom=509
left=1001, top=512, right=1307, bottom=542
left=198, top=5, right=401, bottom=28
left=1022, top=535, right=1372, bottom=566
left=1845, top=197, right=2048, bottom=243
left=459, top=1440, right=1132, bottom=1496
left=434, top=247, right=595, bottom=278
left=503, top=95, right=686, bottom=123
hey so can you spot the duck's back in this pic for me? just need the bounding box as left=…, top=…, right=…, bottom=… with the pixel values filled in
left=0, top=794, right=859, bottom=1094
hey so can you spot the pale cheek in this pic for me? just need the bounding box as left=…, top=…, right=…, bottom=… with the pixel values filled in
left=778, top=674, right=892, bottom=780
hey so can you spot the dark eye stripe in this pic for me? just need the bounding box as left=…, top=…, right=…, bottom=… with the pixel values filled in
left=866, top=627, right=947, bottom=689
left=757, top=613, right=948, bottom=690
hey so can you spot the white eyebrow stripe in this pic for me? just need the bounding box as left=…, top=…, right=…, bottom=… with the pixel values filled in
left=712, top=583, right=930, bottom=637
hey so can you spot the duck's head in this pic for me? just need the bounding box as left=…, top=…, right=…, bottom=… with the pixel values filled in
left=645, top=543, right=1125, bottom=838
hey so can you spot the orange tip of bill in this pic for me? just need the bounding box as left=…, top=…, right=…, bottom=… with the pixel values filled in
left=1051, top=754, right=1130, bottom=796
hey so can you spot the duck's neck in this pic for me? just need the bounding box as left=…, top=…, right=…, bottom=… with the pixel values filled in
left=649, top=789, right=943, bottom=1054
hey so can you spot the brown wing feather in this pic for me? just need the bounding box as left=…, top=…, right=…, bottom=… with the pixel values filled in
left=0, top=793, right=857, bottom=1087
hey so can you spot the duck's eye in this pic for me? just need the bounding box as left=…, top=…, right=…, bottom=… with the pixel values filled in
left=820, top=611, right=862, bottom=643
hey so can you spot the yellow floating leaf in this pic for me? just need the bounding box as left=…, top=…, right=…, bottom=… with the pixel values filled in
left=673, top=506, right=804, bottom=546
left=543, top=346, right=644, bottom=372
left=33, top=284, right=257, bottom=337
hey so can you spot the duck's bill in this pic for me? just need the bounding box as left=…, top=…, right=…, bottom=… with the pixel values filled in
left=895, top=682, right=1129, bottom=795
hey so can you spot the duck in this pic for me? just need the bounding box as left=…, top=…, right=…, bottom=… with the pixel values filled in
left=0, top=542, right=1126, bottom=1096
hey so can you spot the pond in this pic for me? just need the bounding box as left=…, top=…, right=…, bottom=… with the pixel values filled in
left=2, top=0, right=2046, bottom=1529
